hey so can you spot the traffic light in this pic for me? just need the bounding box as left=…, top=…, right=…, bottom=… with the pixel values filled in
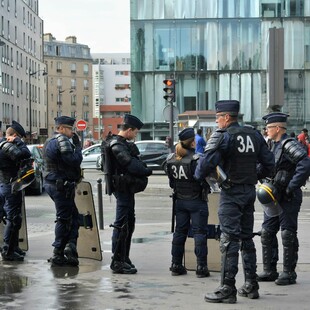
left=163, top=79, right=175, bottom=102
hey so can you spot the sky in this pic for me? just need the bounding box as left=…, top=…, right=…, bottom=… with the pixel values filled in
left=39, top=0, right=130, bottom=53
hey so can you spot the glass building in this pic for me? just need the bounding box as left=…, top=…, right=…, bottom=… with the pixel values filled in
left=130, top=0, right=310, bottom=139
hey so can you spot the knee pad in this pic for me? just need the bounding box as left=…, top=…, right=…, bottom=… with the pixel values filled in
left=281, top=230, right=296, bottom=247
left=220, top=232, right=235, bottom=254
left=261, top=228, right=275, bottom=246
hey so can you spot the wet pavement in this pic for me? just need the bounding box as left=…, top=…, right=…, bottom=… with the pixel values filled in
left=1, top=173, right=310, bottom=310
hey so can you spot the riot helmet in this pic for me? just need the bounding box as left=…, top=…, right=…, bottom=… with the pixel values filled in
left=257, top=182, right=282, bottom=217
left=11, top=158, right=35, bottom=193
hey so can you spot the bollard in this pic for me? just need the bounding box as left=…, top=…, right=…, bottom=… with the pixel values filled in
left=97, top=178, right=104, bottom=230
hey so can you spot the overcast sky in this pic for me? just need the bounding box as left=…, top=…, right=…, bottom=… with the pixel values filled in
left=39, top=0, right=130, bottom=53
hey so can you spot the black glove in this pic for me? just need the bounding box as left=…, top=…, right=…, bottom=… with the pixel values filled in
left=71, top=133, right=81, bottom=147
left=146, top=168, right=152, bottom=176
left=285, top=186, right=294, bottom=201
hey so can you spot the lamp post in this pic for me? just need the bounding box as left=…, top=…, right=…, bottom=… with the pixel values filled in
left=57, top=88, right=74, bottom=116
left=29, top=70, right=47, bottom=143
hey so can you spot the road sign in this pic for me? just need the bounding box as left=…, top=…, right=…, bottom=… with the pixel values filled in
left=76, top=119, right=87, bottom=131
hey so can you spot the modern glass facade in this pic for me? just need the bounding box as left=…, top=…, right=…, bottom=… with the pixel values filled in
left=130, top=0, right=310, bottom=139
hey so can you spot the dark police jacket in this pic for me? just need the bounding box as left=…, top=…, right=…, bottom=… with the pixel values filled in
left=43, top=133, right=82, bottom=183
left=167, top=149, right=207, bottom=200
left=271, top=133, right=310, bottom=197
left=195, top=123, right=275, bottom=185
left=107, top=135, right=151, bottom=194
left=0, top=137, right=31, bottom=184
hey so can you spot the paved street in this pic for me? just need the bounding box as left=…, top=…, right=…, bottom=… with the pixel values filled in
left=1, top=170, right=310, bottom=309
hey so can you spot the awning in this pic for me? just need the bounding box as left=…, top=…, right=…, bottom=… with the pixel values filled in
left=188, top=120, right=197, bottom=127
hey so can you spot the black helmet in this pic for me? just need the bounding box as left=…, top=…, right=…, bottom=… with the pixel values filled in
left=11, top=158, right=35, bottom=193
left=257, top=182, right=282, bottom=217
left=257, top=182, right=277, bottom=204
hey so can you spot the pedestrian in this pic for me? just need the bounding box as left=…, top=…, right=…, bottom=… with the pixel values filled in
left=166, top=127, right=210, bottom=278
left=195, top=128, right=206, bottom=154
left=0, top=121, right=31, bottom=261
left=194, top=100, right=275, bottom=304
left=43, top=116, right=83, bottom=267
left=106, top=114, right=152, bottom=274
left=297, top=128, right=309, bottom=150
left=256, top=112, right=310, bottom=285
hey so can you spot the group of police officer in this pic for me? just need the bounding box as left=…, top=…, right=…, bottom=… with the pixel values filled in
left=1, top=101, right=310, bottom=305
left=166, top=100, right=310, bottom=304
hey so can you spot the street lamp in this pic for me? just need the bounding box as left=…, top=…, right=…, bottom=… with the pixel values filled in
left=29, top=70, right=47, bottom=143
left=57, top=88, right=74, bottom=115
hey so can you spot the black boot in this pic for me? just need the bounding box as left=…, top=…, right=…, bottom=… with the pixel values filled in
left=50, top=248, right=67, bottom=266
left=238, top=275, right=259, bottom=299
left=110, top=260, right=137, bottom=274
left=1, top=245, right=24, bottom=262
left=170, top=263, right=187, bottom=276
left=64, top=242, right=79, bottom=266
left=275, top=230, right=297, bottom=285
left=196, top=264, right=210, bottom=278
left=257, top=230, right=279, bottom=282
left=205, top=279, right=237, bottom=304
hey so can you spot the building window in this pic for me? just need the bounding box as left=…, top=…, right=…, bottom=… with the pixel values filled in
left=83, top=64, right=89, bottom=75
left=83, top=79, right=89, bottom=90
left=56, top=61, right=62, bottom=72
left=71, top=79, right=76, bottom=89
left=71, top=62, right=76, bottom=73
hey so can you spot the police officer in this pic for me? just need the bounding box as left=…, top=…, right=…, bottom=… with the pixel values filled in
left=257, top=112, right=310, bottom=285
left=107, top=114, right=152, bottom=274
left=0, top=121, right=31, bottom=261
left=166, top=128, right=210, bottom=277
left=43, top=116, right=82, bottom=267
left=195, top=100, right=275, bottom=304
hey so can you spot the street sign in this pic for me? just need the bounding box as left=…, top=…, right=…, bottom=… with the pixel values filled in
left=76, top=119, right=87, bottom=131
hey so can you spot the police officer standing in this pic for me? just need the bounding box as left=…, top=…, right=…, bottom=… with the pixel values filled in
left=257, top=112, right=310, bottom=285
left=0, top=121, right=31, bottom=261
left=195, top=100, right=275, bottom=304
left=166, top=128, right=210, bottom=277
left=107, top=114, right=152, bottom=274
left=43, top=116, right=82, bottom=267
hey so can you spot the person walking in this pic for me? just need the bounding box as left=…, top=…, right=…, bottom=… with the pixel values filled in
left=195, top=128, right=206, bottom=154
left=43, top=116, right=83, bottom=267
left=105, top=114, right=152, bottom=274
left=166, top=127, right=210, bottom=278
left=195, top=100, right=275, bottom=304
left=256, top=112, right=310, bottom=285
left=0, top=121, right=31, bottom=261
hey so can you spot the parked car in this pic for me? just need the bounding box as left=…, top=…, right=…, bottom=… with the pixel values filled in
left=26, top=144, right=44, bottom=195
left=81, top=143, right=101, bottom=169
left=135, top=140, right=170, bottom=171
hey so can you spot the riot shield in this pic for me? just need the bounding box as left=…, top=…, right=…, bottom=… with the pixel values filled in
left=0, top=190, right=28, bottom=251
left=183, top=193, right=221, bottom=272
left=75, top=181, right=102, bottom=261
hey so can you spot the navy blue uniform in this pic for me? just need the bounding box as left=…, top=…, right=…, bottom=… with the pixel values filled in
left=258, top=133, right=310, bottom=284
left=195, top=123, right=274, bottom=289
left=43, top=134, right=82, bottom=252
left=0, top=136, right=31, bottom=257
left=110, top=135, right=151, bottom=265
left=167, top=149, right=209, bottom=269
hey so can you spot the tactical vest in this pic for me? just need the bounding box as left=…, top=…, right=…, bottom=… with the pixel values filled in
left=167, top=152, right=202, bottom=200
left=225, top=126, right=259, bottom=185
left=43, top=137, right=81, bottom=182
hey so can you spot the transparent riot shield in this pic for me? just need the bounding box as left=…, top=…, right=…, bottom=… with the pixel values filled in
left=75, top=181, right=102, bottom=261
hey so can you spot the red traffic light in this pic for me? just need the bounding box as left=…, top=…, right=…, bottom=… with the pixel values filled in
left=163, top=79, right=176, bottom=102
